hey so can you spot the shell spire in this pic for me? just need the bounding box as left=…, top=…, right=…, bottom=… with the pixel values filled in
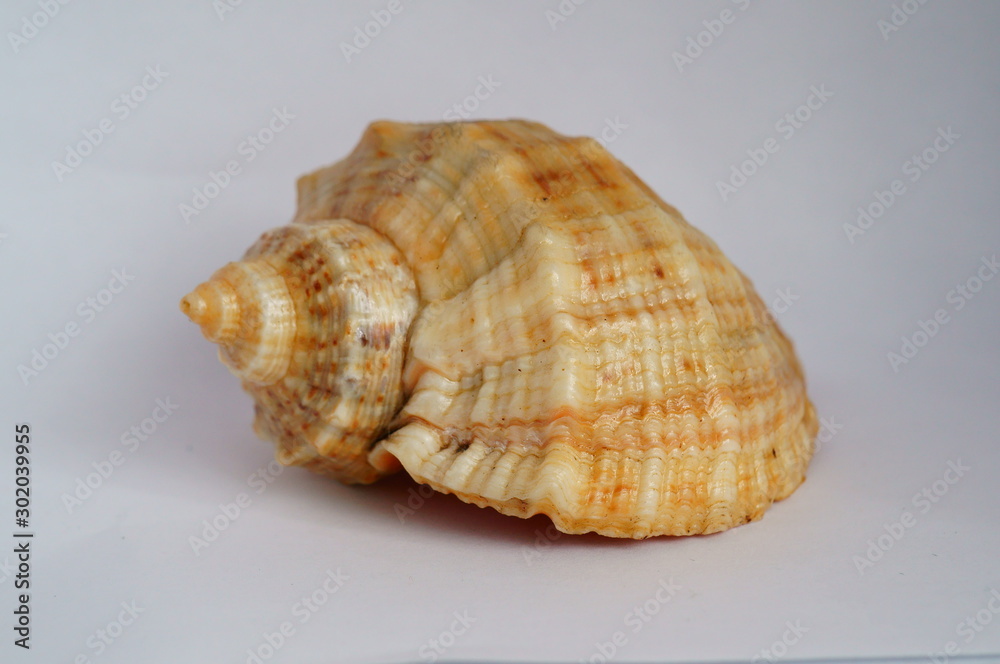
left=181, top=221, right=419, bottom=483
left=179, top=279, right=239, bottom=345
left=181, top=260, right=296, bottom=385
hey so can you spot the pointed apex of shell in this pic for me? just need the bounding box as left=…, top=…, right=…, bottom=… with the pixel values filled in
left=180, top=278, right=240, bottom=345
left=180, top=260, right=296, bottom=386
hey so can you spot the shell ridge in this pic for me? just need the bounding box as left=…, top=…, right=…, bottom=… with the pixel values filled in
left=184, top=119, right=818, bottom=537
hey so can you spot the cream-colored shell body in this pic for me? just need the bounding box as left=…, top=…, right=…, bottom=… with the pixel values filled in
left=181, top=120, right=817, bottom=538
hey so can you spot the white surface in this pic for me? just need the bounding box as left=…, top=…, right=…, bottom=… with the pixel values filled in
left=2, top=1, right=999, bottom=662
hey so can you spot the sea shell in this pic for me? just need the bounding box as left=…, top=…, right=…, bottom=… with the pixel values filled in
left=181, top=119, right=817, bottom=538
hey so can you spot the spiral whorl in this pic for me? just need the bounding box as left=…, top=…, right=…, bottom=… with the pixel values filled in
left=181, top=220, right=418, bottom=483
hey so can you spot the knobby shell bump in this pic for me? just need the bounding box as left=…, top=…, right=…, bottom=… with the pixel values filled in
left=181, top=119, right=818, bottom=538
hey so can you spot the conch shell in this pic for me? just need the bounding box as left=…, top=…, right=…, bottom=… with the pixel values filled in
left=181, top=120, right=817, bottom=538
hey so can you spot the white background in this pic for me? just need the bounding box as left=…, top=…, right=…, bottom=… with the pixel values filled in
left=1, top=1, right=999, bottom=663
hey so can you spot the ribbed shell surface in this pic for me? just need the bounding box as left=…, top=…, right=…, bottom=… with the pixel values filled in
left=290, top=120, right=817, bottom=537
